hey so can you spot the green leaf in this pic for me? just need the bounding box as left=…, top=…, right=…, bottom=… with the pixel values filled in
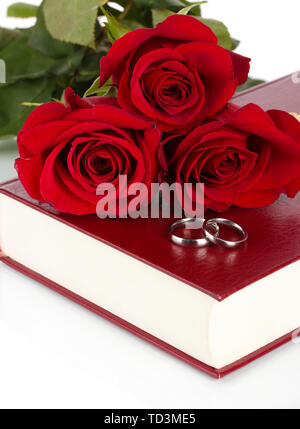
left=43, top=0, right=99, bottom=48
left=7, top=2, right=38, bottom=18
left=2, top=5, right=86, bottom=83
left=84, top=76, right=117, bottom=97
left=84, top=77, right=100, bottom=97
left=152, top=9, right=174, bottom=26
left=60, top=89, right=66, bottom=103
left=236, top=77, right=265, bottom=93
left=198, top=18, right=232, bottom=50
left=75, top=50, right=107, bottom=83
left=150, top=0, right=187, bottom=9
left=109, top=0, right=190, bottom=28
left=177, top=2, right=207, bottom=15
left=101, top=7, right=131, bottom=42
left=50, top=47, right=86, bottom=77
left=0, top=29, right=57, bottom=82
left=28, top=5, right=79, bottom=58
left=50, top=97, right=64, bottom=103
left=84, top=76, right=101, bottom=97
left=0, top=77, right=56, bottom=137
left=0, top=27, right=21, bottom=50
left=231, top=38, right=240, bottom=51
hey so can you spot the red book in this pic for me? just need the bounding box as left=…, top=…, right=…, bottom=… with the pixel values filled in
left=0, top=74, right=300, bottom=378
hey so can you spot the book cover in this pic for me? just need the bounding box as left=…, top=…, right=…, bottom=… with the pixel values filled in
left=0, top=74, right=300, bottom=378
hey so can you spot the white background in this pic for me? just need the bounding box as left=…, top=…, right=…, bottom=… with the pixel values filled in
left=0, top=0, right=300, bottom=409
left=1, top=0, right=300, bottom=81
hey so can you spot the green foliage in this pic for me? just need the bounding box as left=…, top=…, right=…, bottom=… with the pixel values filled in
left=0, top=0, right=264, bottom=141
left=7, top=2, right=38, bottom=18
left=0, top=77, right=56, bottom=137
left=0, top=29, right=57, bottom=82
left=231, top=38, right=240, bottom=51
left=198, top=18, right=232, bottom=50
left=101, top=7, right=131, bottom=42
left=84, top=76, right=117, bottom=97
left=150, top=0, right=187, bottom=9
left=43, top=0, right=100, bottom=48
left=0, top=27, right=21, bottom=51
left=177, top=2, right=207, bottom=15
left=28, top=7, right=78, bottom=58
left=152, top=9, right=174, bottom=26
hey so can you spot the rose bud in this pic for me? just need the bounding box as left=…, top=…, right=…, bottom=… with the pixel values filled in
left=99, top=15, right=250, bottom=131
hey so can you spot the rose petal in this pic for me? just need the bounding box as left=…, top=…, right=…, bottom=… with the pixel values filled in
left=19, top=120, right=78, bottom=155
left=228, top=51, right=251, bottom=85
left=63, top=105, right=152, bottom=130
left=118, top=70, right=144, bottom=117
left=234, top=189, right=280, bottom=208
left=221, top=105, right=300, bottom=190
left=100, top=28, right=152, bottom=87
left=177, top=42, right=237, bottom=117
left=21, top=102, right=67, bottom=131
left=99, top=15, right=217, bottom=88
left=40, top=142, right=96, bottom=215
left=65, top=87, right=91, bottom=110
left=287, top=175, right=300, bottom=198
left=15, top=155, right=45, bottom=201
left=130, top=48, right=204, bottom=127
left=267, top=109, right=300, bottom=142
left=154, top=15, right=217, bottom=44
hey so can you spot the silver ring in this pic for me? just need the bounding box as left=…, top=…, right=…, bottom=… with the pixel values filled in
left=168, top=218, right=219, bottom=248
left=203, top=218, right=248, bottom=249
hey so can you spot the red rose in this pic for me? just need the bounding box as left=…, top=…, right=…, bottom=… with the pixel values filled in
left=160, top=103, right=300, bottom=212
left=99, top=15, right=250, bottom=131
left=15, top=88, right=160, bottom=216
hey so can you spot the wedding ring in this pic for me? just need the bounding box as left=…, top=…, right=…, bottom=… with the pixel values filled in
left=203, top=218, right=248, bottom=249
left=168, top=218, right=219, bottom=248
